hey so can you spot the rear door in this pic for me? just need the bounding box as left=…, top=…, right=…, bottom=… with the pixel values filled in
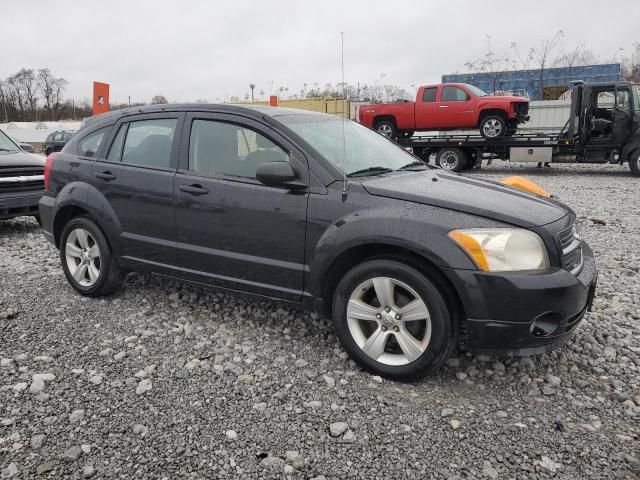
left=437, top=86, right=476, bottom=128
left=174, top=112, right=309, bottom=301
left=91, top=112, right=183, bottom=269
left=413, top=86, right=439, bottom=129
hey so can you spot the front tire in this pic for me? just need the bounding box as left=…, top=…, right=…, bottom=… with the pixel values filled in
left=480, top=114, right=507, bottom=138
left=332, top=259, right=455, bottom=381
left=59, top=216, right=122, bottom=296
left=629, top=150, right=640, bottom=177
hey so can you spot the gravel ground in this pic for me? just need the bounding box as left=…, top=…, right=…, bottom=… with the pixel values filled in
left=0, top=162, right=638, bottom=479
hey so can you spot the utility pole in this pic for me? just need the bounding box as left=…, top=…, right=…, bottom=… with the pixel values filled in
left=128, top=96, right=131, bottom=107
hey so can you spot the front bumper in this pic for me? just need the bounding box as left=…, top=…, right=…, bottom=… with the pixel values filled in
left=0, top=190, right=43, bottom=220
left=444, top=243, right=597, bottom=356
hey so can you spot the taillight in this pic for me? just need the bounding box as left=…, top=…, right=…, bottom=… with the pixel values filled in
left=44, top=153, right=56, bottom=191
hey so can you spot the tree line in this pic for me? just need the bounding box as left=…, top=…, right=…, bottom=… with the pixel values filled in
left=0, top=68, right=85, bottom=123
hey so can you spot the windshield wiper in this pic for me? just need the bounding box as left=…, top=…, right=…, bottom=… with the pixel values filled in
left=346, top=166, right=394, bottom=177
left=0, top=148, right=18, bottom=152
left=397, top=161, right=428, bottom=171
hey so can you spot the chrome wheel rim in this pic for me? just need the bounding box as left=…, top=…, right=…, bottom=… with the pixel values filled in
left=65, top=228, right=101, bottom=287
left=377, top=124, right=393, bottom=137
left=439, top=151, right=459, bottom=170
left=482, top=118, right=503, bottom=137
left=347, top=277, right=431, bottom=366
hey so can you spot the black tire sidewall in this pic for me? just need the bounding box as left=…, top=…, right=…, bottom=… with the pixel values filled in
left=480, top=115, right=506, bottom=138
left=59, top=216, right=116, bottom=296
left=332, top=259, right=454, bottom=380
left=375, top=121, right=397, bottom=138
left=436, top=147, right=468, bottom=172
left=630, top=150, right=640, bottom=177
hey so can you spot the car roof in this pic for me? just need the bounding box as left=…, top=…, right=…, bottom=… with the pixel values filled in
left=82, top=103, right=326, bottom=129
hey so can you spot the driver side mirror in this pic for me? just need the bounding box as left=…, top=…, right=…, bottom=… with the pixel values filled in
left=256, top=161, right=307, bottom=190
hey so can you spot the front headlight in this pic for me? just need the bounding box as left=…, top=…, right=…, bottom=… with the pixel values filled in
left=449, top=228, right=549, bottom=272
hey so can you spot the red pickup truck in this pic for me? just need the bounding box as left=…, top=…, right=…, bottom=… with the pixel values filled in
left=358, top=83, right=530, bottom=139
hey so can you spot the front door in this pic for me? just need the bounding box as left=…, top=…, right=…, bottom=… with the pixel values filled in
left=174, top=112, right=308, bottom=302
left=436, top=85, right=476, bottom=129
left=90, top=113, right=183, bottom=268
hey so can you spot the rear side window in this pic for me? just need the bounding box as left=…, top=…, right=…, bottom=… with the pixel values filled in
left=189, top=119, right=288, bottom=178
left=442, top=86, right=469, bottom=102
left=422, top=87, right=437, bottom=102
left=78, top=128, right=108, bottom=157
left=120, top=119, right=177, bottom=169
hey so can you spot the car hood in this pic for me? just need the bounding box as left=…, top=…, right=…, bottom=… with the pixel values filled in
left=361, top=170, right=569, bottom=228
left=0, top=151, right=45, bottom=169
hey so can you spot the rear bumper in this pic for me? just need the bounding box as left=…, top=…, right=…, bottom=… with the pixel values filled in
left=0, top=190, right=43, bottom=220
left=38, top=194, right=56, bottom=245
left=444, top=243, right=597, bottom=355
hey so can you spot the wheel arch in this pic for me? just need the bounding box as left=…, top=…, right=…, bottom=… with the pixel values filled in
left=373, top=115, right=397, bottom=129
left=52, top=182, right=122, bottom=252
left=478, top=108, right=507, bottom=125
left=318, top=243, right=466, bottom=329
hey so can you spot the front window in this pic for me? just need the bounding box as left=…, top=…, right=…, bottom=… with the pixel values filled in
left=0, top=130, right=20, bottom=155
left=631, top=85, right=640, bottom=112
left=463, top=84, right=488, bottom=97
left=277, top=114, right=422, bottom=176
left=441, top=86, right=469, bottom=102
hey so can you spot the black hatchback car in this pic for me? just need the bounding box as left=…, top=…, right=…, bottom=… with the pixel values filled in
left=43, top=130, right=73, bottom=156
left=39, top=104, right=597, bottom=380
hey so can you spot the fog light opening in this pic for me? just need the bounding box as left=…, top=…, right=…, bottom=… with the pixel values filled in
left=530, top=312, right=563, bottom=337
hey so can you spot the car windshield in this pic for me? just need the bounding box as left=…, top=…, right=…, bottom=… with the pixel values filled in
left=0, top=130, right=20, bottom=154
left=277, top=114, right=424, bottom=176
left=464, top=84, right=488, bottom=97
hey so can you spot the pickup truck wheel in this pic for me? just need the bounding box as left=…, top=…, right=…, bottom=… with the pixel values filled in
left=332, top=259, right=454, bottom=380
left=60, top=216, right=123, bottom=297
left=375, top=121, right=397, bottom=139
left=480, top=115, right=507, bottom=138
left=630, top=150, right=640, bottom=177
left=436, top=147, right=468, bottom=172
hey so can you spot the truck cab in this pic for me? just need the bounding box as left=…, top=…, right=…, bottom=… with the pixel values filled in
left=566, top=81, right=640, bottom=173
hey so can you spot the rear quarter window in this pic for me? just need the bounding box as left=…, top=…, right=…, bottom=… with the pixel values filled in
left=78, top=127, right=110, bottom=158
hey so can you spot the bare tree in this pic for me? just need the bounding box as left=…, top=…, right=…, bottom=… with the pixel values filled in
left=38, top=69, right=56, bottom=120
left=151, top=95, right=168, bottom=104
left=512, top=30, right=564, bottom=99
left=52, top=77, right=68, bottom=120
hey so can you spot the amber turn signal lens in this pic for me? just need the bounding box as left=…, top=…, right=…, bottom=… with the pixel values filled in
left=500, top=176, right=550, bottom=198
left=448, top=230, right=490, bottom=271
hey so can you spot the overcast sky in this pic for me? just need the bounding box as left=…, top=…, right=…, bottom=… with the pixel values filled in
left=2, top=0, right=638, bottom=104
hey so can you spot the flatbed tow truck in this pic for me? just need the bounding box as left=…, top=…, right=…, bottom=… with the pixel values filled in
left=396, top=81, right=640, bottom=177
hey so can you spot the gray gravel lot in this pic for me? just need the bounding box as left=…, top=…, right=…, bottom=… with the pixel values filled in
left=1, top=162, right=639, bottom=479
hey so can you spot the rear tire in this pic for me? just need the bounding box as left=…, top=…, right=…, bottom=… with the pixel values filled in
left=436, top=147, right=468, bottom=172
left=629, top=150, right=640, bottom=177
left=332, top=259, right=455, bottom=381
left=375, top=120, right=397, bottom=139
left=480, top=114, right=507, bottom=138
left=59, top=216, right=123, bottom=297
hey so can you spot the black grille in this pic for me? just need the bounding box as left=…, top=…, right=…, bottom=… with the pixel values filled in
left=0, top=167, right=44, bottom=193
left=514, top=102, right=529, bottom=117
left=558, top=224, right=582, bottom=274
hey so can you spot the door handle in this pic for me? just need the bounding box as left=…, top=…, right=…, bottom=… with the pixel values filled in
left=439, top=105, right=449, bottom=108
left=179, top=184, right=209, bottom=195
left=94, top=171, right=116, bottom=181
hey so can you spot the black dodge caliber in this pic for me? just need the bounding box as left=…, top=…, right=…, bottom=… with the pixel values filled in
left=39, top=105, right=597, bottom=380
